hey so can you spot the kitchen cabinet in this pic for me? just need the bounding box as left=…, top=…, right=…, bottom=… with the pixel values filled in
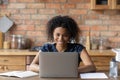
left=0, top=49, right=115, bottom=72
left=81, top=50, right=115, bottom=71
left=112, top=0, right=120, bottom=9
left=0, top=49, right=36, bottom=72
left=91, top=0, right=120, bottom=9
left=0, top=56, right=25, bottom=72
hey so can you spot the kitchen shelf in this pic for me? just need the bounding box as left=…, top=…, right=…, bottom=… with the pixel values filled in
left=91, top=0, right=120, bottom=10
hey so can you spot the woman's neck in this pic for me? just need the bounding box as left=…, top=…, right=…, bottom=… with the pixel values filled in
left=56, top=45, right=67, bottom=52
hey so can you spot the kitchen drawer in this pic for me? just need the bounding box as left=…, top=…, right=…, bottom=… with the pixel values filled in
left=91, top=56, right=112, bottom=71
left=0, top=56, right=26, bottom=65
left=0, top=65, right=25, bottom=72
left=91, top=56, right=112, bottom=62
left=91, top=57, right=112, bottom=65
left=96, top=66, right=109, bottom=71
left=80, top=56, right=113, bottom=71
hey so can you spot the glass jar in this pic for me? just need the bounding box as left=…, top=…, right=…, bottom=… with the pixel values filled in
left=17, top=35, right=23, bottom=49
left=79, top=36, right=86, bottom=46
left=91, top=37, right=98, bottom=50
left=98, top=38, right=107, bottom=50
left=11, top=35, right=17, bottom=49
left=3, top=41, right=10, bottom=49
left=3, top=31, right=10, bottom=49
left=21, top=37, right=26, bottom=49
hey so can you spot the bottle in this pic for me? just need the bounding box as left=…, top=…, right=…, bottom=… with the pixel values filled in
left=79, top=36, right=85, bottom=46
left=21, top=37, right=26, bottom=49
left=11, top=35, right=17, bottom=49
left=3, top=32, right=10, bottom=49
left=85, top=31, right=90, bottom=50
left=17, top=35, right=23, bottom=49
left=91, top=37, right=98, bottom=50
left=98, top=38, right=106, bottom=50
left=109, top=58, right=118, bottom=78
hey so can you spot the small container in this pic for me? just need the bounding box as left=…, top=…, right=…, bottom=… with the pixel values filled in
left=21, top=38, right=26, bottom=49
left=17, top=35, right=23, bottom=49
left=91, top=37, right=98, bottom=50
left=79, top=36, right=86, bottom=46
left=11, top=35, right=17, bottom=49
left=109, top=58, right=118, bottom=78
left=3, top=41, right=10, bottom=49
left=98, top=38, right=106, bottom=50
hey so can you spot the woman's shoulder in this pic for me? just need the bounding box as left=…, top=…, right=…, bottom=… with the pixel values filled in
left=68, top=43, right=84, bottom=47
left=41, top=43, right=55, bottom=52
left=68, top=43, right=85, bottom=51
left=43, top=43, right=54, bottom=47
left=67, top=43, right=85, bottom=52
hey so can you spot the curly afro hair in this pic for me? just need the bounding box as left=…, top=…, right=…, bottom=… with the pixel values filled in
left=46, top=15, right=80, bottom=43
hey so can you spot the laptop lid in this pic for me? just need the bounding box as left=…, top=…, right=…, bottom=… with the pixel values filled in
left=39, top=52, right=78, bottom=78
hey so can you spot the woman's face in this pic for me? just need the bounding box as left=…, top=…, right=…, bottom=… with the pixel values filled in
left=53, top=27, right=70, bottom=47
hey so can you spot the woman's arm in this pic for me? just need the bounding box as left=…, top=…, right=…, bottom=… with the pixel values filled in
left=78, top=48, right=96, bottom=73
left=28, top=52, right=39, bottom=73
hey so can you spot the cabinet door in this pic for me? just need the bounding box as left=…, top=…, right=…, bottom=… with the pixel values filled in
left=80, top=56, right=113, bottom=71
left=91, top=56, right=112, bottom=71
left=0, top=65, right=25, bottom=72
left=91, top=0, right=112, bottom=9
left=0, top=56, right=26, bottom=72
left=112, top=0, right=120, bottom=9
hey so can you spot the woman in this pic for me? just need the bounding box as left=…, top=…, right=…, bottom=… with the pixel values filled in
left=29, top=15, right=96, bottom=73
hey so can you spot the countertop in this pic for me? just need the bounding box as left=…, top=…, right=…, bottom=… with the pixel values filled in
left=0, top=49, right=115, bottom=56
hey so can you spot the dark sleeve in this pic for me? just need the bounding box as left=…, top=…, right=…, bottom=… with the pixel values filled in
left=76, top=44, right=85, bottom=62
left=76, top=44, right=85, bottom=53
left=40, top=43, right=51, bottom=52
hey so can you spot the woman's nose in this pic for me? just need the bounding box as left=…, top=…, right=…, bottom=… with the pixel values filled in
left=58, top=35, right=63, bottom=40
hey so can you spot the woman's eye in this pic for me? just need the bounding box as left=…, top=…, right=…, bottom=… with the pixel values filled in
left=56, top=33, right=69, bottom=37
left=64, top=34, right=69, bottom=37
left=56, top=34, right=60, bottom=36
left=63, top=34, right=69, bottom=37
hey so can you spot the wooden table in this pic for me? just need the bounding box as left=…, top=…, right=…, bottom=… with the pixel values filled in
left=0, top=73, right=119, bottom=80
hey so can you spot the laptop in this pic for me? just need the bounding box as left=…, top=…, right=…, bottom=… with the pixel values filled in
left=39, top=52, right=78, bottom=78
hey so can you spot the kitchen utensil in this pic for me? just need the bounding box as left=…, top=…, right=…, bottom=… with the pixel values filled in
left=0, top=16, right=13, bottom=33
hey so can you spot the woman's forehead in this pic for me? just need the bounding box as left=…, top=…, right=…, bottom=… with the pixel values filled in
left=54, top=27, right=69, bottom=33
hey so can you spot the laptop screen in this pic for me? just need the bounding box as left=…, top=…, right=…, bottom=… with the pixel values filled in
left=39, top=52, right=78, bottom=77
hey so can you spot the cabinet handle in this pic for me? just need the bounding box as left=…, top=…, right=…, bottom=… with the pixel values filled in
left=3, top=60, right=8, bottom=62
left=4, top=66, right=8, bottom=71
left=0, top=66, right=3, bottom=69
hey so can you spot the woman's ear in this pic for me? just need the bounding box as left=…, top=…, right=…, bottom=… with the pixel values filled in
left=69, top=38, right=75, bottom=43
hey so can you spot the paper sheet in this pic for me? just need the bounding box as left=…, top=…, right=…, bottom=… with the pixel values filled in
left=80, top=73, right=108, bottom=79
left=112, top=48, right=120, bottom=62
left=0, top=71, right=38, bottom=78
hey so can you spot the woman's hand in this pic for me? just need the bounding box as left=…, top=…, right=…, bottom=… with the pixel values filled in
left=29, top=52, right=40, bottom=73
left=78, top=49, right=96, bottom=73
left=28, top=64, right=39, bottom=73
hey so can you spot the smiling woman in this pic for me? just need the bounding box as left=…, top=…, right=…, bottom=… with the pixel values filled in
left=29, top=15, right=96, bottom=73
left=52, top=27, right=71, bottom=52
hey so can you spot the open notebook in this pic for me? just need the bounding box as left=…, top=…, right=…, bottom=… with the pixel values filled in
left=0, top=71, right=38, bottom=78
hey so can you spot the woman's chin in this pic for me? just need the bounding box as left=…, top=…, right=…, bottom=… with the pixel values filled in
left=57, top=44, right=64, bottom=46
left=57, top=43, right=67, bottom=47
